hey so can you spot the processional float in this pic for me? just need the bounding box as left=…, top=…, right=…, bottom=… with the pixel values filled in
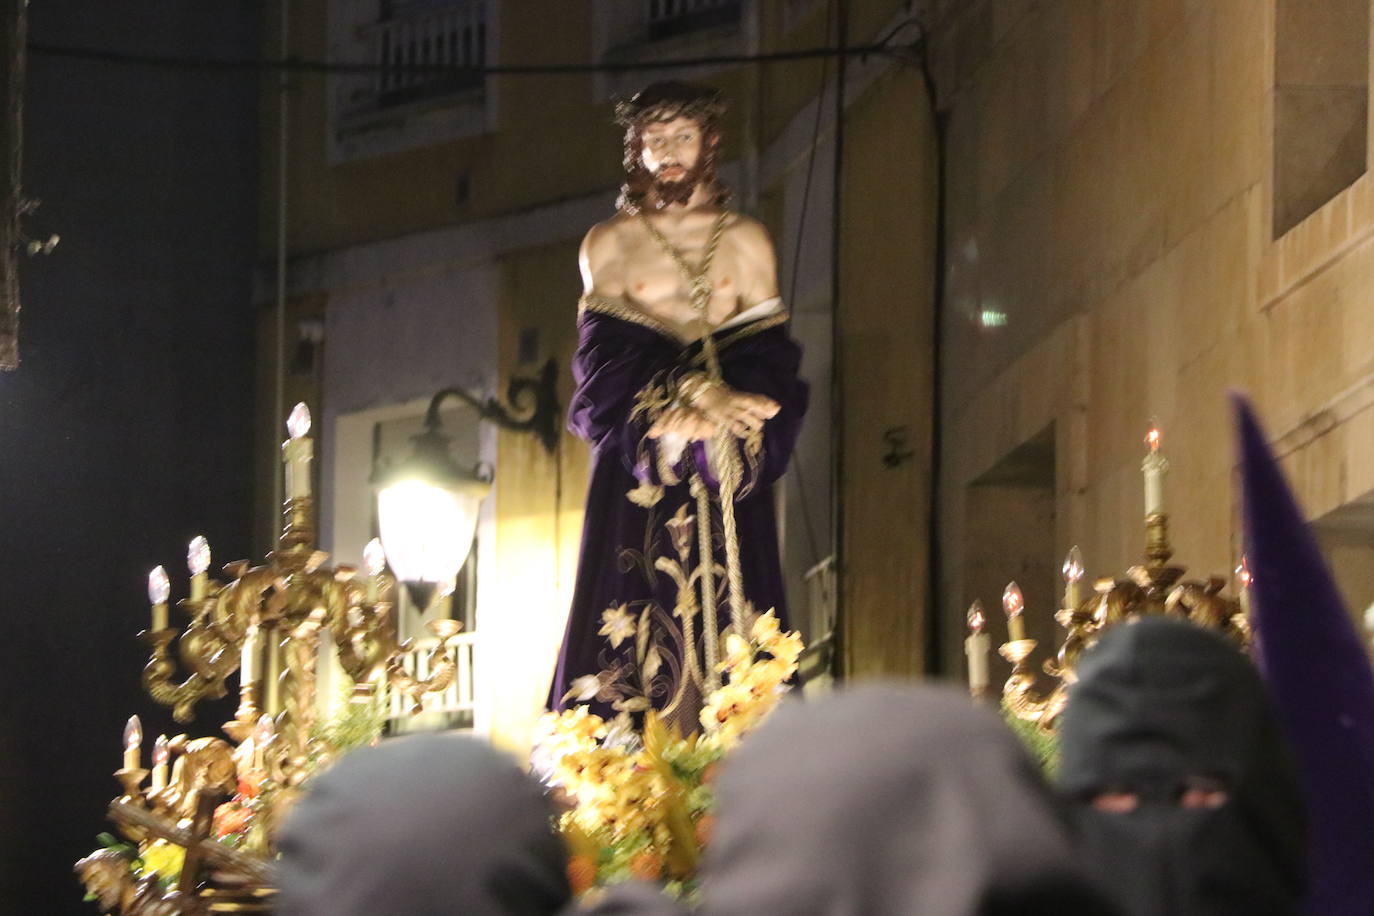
left=966, top=427, right=1251, bottom=726
left=75, top=404, right=463, bottom=914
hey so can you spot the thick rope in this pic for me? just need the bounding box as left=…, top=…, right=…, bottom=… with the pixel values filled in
left=640, top=212, right=750, bottom=688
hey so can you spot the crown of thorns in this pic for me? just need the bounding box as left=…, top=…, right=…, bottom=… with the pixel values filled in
left=613, top=81, right=728, bottom=128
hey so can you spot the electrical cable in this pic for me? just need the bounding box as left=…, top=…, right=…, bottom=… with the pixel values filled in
left=27, top=33, right=919, bottom=77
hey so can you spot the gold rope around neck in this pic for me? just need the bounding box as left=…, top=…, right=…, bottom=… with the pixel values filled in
left=639, top=211, right=749, bottom=688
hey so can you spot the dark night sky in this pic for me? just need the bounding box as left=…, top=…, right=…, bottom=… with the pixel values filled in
left=0, top=5, right=260, bottom=910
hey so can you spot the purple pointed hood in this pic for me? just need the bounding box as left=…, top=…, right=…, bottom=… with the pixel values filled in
left=1233, top=392, right=1374, bottom=914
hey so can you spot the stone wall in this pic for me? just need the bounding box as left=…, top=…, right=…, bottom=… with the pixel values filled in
left=931, top=0, right=1374, bottom=675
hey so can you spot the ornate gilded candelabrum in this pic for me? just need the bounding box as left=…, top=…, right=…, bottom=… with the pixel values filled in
left=967, top=427, right=1250, bottom=729
left=78, top=403, right=465, bottom=914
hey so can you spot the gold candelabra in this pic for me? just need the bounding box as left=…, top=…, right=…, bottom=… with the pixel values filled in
left=966, top=428, right=1250, bottom=728
left=78, top=402, right=466, bottom=914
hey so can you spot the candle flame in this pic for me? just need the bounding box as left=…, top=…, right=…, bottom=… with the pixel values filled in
left=1236, top=555, right=1252, bottom=588
left=287, top=401, right=312, bottom=440
left=147, top=566, right=171, bottom=605
left=152, top=734, right=169, bottom=767
left=187, top=535, right=211, bottom=576
left=967, top=601, right=986, bottom=633
left=363, top=537, right=387, bottom=577
left=123, top=715, right=142, bottom=751
left=1145, top=426, right=1162, bottom=453
left=1002, top=582, right=1025, bottom=618
left=1062, top=545, right=1085, bottom=583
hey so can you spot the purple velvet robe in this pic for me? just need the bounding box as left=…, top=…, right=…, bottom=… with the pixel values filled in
left=548, top=300, right=808, bottom=733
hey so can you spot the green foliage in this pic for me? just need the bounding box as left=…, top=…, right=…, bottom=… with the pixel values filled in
left=312, top=684, right=388, bottom=755
left=1001, top=704, right=1060, bottom=779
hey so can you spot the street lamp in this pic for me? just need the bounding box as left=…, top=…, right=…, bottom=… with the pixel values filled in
left=372, top=358, right=559, bottom=610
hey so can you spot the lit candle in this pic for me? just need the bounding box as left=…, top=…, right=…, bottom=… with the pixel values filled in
left=1003, top=581, right=1026, bottom=642
left=151, top=734, right=169, bottom=792
left=1062, top=545, right=1085, bottom=609
left=147, top=566, right=171, bottom=632
left=965, top=601, right=991, bottom=692
left=363, top=537, right=387, bottom=604
left=253, top=714, right=275, bottom=772
left=122, top=715, right=142, bottom=771
left=1236, top=555, right=1252, bottom=616
left=1142, top=425, right=1170, bottom=516
left=241, top=625, right=260, bottom=683
left=187, top=536, right=211, bottom=601
left=283, top=402, right=313, bottom=500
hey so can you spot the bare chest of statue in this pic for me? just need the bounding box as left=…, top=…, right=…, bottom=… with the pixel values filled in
left=611, top=210, right=747, bottom=340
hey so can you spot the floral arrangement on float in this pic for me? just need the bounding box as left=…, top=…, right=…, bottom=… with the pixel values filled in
left=536, top=610, right=803, bottom=901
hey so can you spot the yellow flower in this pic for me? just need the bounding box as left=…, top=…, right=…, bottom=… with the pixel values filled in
left=750, top=609, right=782, bottom=644
left=139, top=840, right=185, bottom=881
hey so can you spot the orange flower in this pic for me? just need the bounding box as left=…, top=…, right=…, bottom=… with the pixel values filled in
left=213, top=802, right=252, bottom=838
left=694, top=813, right=715, bottom=847
left=567, top=854, right=598, bottom=895
left=236, top=772, right=264, bottom=799
left=630, top=851, right=663, bottom=881
left=700, top=762, right=719, bottom=785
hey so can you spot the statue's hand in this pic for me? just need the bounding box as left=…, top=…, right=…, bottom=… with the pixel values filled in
left=693, top=385, right=779, bottom=438
left=647, top=406, right=717, bottom=441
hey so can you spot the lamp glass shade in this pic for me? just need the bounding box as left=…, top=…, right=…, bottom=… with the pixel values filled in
left=377, top=477, right=487, bottom=596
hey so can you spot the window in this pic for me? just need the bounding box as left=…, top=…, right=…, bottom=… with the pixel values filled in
left=1273, top=0, right=1369, bottom=237
left=591, top=0, right=747, bottom=101
left=327, top=0, right=496, bottom=162
left=646, top=0, right=741, bottom=41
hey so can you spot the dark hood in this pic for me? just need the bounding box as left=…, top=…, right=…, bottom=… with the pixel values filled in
left=1058, top=616, right=1306, bottom=916
left=276, top=733, right=570, bottom=916
left=698, top=683, right=1116, bottom=916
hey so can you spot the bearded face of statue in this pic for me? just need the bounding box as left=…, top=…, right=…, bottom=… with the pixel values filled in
left=618, top=111, right=726, bottom=213
left=639, top=115, right=707, bottom=208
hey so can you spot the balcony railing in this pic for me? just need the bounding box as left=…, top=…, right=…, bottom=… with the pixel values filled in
left=351, top=1, right=487, bottom=115
left=646, top=0, right=741, bottom=41
left=387, top=631, right=478, bottom=730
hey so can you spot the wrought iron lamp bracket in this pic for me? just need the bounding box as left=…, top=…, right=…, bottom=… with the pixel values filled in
left=422, top=357, right=560, bottom=454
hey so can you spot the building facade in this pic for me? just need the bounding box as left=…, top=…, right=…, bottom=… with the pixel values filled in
left=929, top=0, right=1374, bottom=682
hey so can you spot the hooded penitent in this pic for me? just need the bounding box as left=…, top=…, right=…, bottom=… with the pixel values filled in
left=1233, top=393, right=1374, bottom=914
left=697, top=684, right=1116, bottom=916
left=275, top=733, right=570, bottom=916
left=1057, top=616, right=1307, bottom=916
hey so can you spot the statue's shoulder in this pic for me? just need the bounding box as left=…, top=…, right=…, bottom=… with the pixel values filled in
left=722, top=211, right=777, bottom=258
left=580, top=214, right=632, bottom=266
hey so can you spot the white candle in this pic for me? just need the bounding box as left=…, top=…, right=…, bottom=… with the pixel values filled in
left=148, top=566, right=170, bottom=631
left=1062, top=545, right=1084, bottom=609
left=1142, top=427, right=1169, bottom=516
left=966, top=602, right=990, bottom=691
left=1003, top=582, right=1027, bottom=642
left=122, top=715, right=142, bottom=771
left=241, top=626, right=260, bottom=683
left=151, top=735, right=169, bottom=792
left=188, top=536, right=211, bottom=601
left=363, top=538, right=387, bottom=604
left=283, top=402, right=313, bottom=500
left=1236, top=557, right=1252, bottom=617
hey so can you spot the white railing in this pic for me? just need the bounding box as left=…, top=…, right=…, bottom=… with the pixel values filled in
left=646, top=0, right=740, bottom=40
left=356, top=1, right=487, bottom=113
left=388, top=631, right=478, bottom=728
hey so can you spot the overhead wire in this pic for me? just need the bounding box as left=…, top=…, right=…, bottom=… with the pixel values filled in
left=26, top=31, right=919, bottom=76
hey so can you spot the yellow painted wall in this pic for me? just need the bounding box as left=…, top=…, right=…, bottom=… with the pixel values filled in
left=837, top=65, right=939, bottom=679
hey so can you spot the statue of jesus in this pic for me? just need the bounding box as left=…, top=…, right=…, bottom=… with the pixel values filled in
left=546, top=81, right=809, bottom=733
